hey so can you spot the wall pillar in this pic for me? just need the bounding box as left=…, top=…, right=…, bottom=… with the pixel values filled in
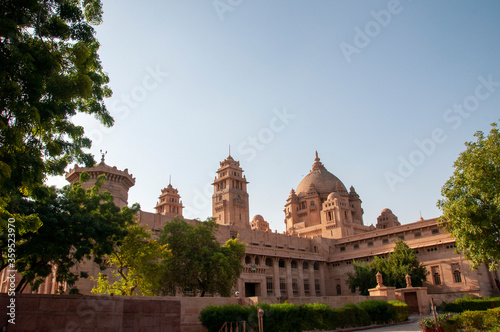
left=286, top=259, right=293, bottom=297
left=297, top=260, right=305, bottom=297
left=273, top=258, right=281, bottom=297
left=309, top=261, right=316, bottom=296
left=319, top=262, right=327, bottom=296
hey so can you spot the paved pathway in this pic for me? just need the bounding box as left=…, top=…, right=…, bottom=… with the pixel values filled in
left=330, top=315, right=427, bottom=332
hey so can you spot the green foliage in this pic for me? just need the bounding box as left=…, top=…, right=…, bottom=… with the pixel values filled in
left=346, top=239, right=428, bottom=293
left=438, top=296, right=500, bottom=313
left=5, top=173, right=138, bottom=293
left=359, top=300, right=392, bottom=325
left=345, top=261, right=376, bottom=295
left=438, top=121, right=500, bottom=270
left=158, top=218, right=246, bottom=297
left=0, top=0, right=111, bottom=216
left=444, top=307, right=500, bottom=331
left=200, top=301, right=408, bottom=332
left=388, top=300, right=409, bottom=323
left=91, top=222, right=170, bottom=296
left=0, top=0, right=115, bottom=291
left=199, top=304, right=253, bottom=332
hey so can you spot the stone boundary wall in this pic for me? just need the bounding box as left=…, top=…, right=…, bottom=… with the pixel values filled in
left=0, top=294, right=180, bottom=332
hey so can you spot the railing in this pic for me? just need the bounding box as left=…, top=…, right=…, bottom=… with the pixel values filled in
left=218, top=321, right=246, bottom=332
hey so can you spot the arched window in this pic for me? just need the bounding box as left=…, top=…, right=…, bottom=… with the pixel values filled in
left=245, top=256, right=251, bottom=264
left=255, top=257, right=260, bottom=266
left=265, top=258, right=273, bottom=267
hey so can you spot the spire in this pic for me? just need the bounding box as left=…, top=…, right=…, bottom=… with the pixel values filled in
left=99, top=149, right=107, bottom=164
left=228, top=144, right=231, bottom=157
left=312, top=151, right=325, bottom=171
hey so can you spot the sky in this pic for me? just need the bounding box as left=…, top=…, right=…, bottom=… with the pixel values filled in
left=49, top=0, right=500, bottom=233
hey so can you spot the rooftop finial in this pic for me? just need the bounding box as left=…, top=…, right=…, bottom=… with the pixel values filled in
left=312, top=151, right=324, bottom=170
left=169, top=174, right=171, bottom=185
left=229, top=144, right=231, bottom=157
left=99, top=149, right=107, bottom=164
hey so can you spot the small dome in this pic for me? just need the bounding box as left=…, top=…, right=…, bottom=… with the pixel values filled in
left=327, top=192, right=336, bottom=201
left=252, top=215, right=264, bottom=222
left=381, top=208, right=393, bottom=214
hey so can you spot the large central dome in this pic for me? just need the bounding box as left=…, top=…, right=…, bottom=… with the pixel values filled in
left=295, top=152, right=347, bottom=196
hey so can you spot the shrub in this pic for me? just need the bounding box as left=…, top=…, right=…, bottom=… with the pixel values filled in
left=388, top=300, right=409, bottom=323
left=342, top=303, right=371, bottom=327
left=459, top=307, right=500, bottom=331
left=199, top=304, right=254, bottom=332
left=439, top=296, right=500, bottom=313
left=359, top=300, right=391, bottom=324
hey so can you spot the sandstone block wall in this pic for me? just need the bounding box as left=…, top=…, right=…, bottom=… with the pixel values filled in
left=0, top=294, right=180, bottom=332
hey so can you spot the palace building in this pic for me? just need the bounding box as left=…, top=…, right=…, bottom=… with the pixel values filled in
left=3, top=152, right=499, bottom=302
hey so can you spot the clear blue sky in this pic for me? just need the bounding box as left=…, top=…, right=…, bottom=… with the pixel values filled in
left=50, top=0, right=500, bottom=233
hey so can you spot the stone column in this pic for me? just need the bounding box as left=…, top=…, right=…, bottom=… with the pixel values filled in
left=298, top=260, right=305, bottom=297
left=309, top=262, right=316, bottom=296
left=319, top=262, right=326, bottom=296
left=273, top=258, right=281, bottom=297
left=286, top=258, right=293, bottom=297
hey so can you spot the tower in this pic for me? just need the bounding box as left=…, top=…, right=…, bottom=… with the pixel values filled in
left=212, top=154, right=250, bottom=229
left=155, top=179, right=183, bottom=218
left=65, top=153, right=135, bottom=209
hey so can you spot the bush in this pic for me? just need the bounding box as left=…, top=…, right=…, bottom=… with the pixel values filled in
left=199, top=300, right=408, bottom=332
left=459, top=307, right=500, bottom=331
left=439, top=296, right=500, bottom=313
left=359, top=300, right=392, bottom=325
left=199, top=304, right=254, bottom=332
left=388, top=300, right=409, bottom=323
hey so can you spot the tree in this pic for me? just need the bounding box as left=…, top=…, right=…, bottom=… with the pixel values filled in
left=91, top=222, right=170, bottom=296
left=0, top=0, right=112, bottom=230
left=345, top=261, right=376, bottom=296
left=438, top=122, right=500, bottom=270
left=10, top=173, right=139, bottom=293
left=346, top=239, right=428, bottom=294
left=157, top=218, right=246, bottom=297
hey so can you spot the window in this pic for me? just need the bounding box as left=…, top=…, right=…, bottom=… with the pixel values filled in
left=255, top=257, right=260, bottom=265
left=431, top=266, right=441, bottom=285
left=340, top=246, right=346, bottom=252
left=292, top=279, right=299, bottom=296
left=451, top=263, right=462, bottom=283
left=414, top=232, right=422, bottom=238
left=291, top=260, right=298, bottom=269
left=432, top=228, right=440, bottom=235
left=266, top=277, right=273, bottom=296
left=310, top=201, right=315, bottom=206
left=265, top=258, right=273, bottom=267
left=304, top=279, right=310, bottom=296
left=245, top=256, right=251, bottom=264
left=398, top=235, right=405, bottom=240
left=280, top=278, right=287, bottom=296
left=367, top=241, right=374, bottom=247
left=303, top=261, right=309, bottom=270
left=336, top=284, right=342, bottom=295
left=313, top=262, right=319, bottom=271
left=315, top=279, right=321, bottom=296
left=279, top=259, right=285, bottom=268
left=382, top=238, right=389, bottom=244
left=353, top=244, right=359, bottom=249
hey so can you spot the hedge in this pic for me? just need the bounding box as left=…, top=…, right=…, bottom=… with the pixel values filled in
left=441, top=307, right=500, bottom=331
left=439, top=296, right=500, bottom=313
left=199, top=300, right=408, bottom=332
